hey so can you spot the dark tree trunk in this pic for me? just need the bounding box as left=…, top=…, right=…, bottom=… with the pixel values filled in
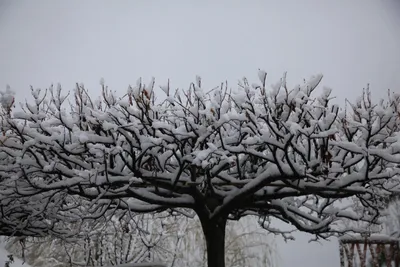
left=199, top=215, right=227, bottom=267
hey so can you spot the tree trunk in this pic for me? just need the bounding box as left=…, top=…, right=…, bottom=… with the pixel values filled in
left=199, top=216, right=227, bottom=267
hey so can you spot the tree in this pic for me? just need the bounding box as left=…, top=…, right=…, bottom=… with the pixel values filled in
left=0, top=71, right=400, bottom=267
left=5, top=213, right=276, bottom=267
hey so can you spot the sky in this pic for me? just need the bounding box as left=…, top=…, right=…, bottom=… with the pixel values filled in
left=0, top=241, right=27, bottom=267
left=0, top=1, right=399, bottom=267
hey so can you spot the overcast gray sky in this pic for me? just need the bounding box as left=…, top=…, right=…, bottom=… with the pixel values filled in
left=0, top=1, right=400, bottom=267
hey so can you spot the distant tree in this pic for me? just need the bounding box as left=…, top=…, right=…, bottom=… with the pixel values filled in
left=5, top=214, right=276, bottom=267
left=1, top=71, right=400, bottom=267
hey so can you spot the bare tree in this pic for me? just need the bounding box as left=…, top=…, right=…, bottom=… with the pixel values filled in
left=1, top=71, right=400, bottom=267
left=5, top=213, right=180, bottom=267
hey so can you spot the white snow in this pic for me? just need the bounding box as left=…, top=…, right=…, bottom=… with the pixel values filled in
left=0, top=86, right=15, bottom=111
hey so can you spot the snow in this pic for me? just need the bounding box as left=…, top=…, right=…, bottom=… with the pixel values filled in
left=0, top=86, right=15, bottom=111
left=339, top=234, right=399, bottom=242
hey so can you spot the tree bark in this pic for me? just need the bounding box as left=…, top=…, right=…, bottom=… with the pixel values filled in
left=199, top=216, right=227, bottom=267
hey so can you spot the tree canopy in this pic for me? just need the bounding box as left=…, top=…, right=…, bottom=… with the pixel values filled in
left=0, top=71, right=399, bottom=266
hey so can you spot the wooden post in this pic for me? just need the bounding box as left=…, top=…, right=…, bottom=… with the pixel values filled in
left=339, top=235, right=400, bottom=267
